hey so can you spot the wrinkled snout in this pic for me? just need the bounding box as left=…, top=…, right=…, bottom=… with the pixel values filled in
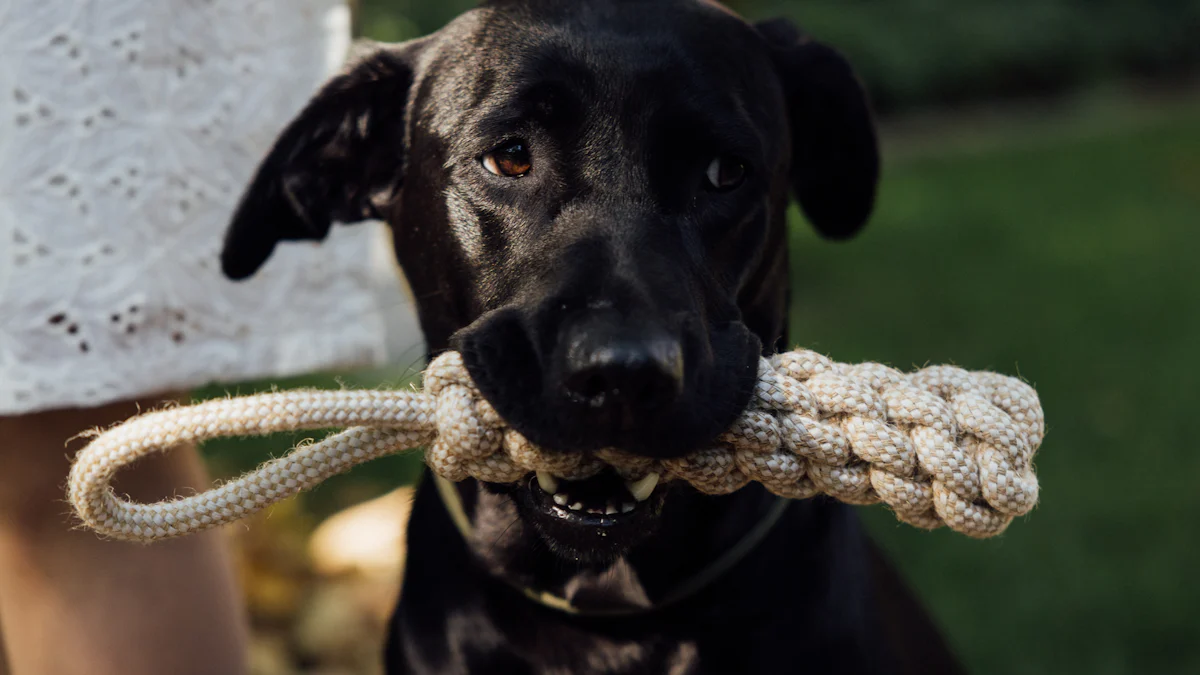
left=558, top=311, right=684, bottom=431
left=453, top=228, right=761, bottom=459
left=455, top=300, right=759, bottom=458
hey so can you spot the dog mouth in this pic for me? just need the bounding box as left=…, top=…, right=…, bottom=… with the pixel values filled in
left=510, top=466, right=669, bottom=561
left=528, top=468, right=662, bottom=524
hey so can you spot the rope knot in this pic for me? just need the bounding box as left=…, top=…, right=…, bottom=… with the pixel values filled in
left=423, top=352, right=506, bottom=481
left=720, top=351, right=1044, bottom=537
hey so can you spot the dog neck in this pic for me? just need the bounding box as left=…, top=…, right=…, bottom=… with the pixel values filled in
left=434, top=474, right=789, bottom=616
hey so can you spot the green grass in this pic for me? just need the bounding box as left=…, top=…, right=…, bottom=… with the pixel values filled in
left=790, top=101, right=1200, bottom=674
left=201, top=97, right=1200, bottom=673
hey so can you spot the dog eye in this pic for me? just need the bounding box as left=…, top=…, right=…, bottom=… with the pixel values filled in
left=482, top=142, right=532, bottom=177
left=705, top=155, right=746, bottom=191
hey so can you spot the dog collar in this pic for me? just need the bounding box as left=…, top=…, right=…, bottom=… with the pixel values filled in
left=432, top=473, right=789, bottom=616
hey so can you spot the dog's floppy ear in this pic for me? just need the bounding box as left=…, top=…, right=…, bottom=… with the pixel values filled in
left=756, top=18, right=879, bottom=240
left=221, top=39, right=427, bottom=280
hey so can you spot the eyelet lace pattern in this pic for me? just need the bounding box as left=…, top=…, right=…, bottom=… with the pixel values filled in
left=0, top=0, right=394, bottom=414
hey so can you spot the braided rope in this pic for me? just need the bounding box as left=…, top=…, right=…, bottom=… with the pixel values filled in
left=68, top=349, right=1043, bottom=542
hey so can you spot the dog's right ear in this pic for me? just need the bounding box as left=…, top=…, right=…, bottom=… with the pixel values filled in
left=221, top=39, right=427, bottom=280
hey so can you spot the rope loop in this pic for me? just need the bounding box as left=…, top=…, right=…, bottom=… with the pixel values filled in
left=68, top=349, right=1044, bottom=541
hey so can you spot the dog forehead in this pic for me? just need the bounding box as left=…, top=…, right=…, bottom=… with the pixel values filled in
left=480, top=0, right=747, bottom=28
left=479, top=0, right=763, bottom=77
left=422, top=0, right=776, bottom=132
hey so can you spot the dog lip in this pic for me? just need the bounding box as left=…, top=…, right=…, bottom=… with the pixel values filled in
left=510, top=469, right=669, bottom=562
left=525, top=472, right=655, bottom=528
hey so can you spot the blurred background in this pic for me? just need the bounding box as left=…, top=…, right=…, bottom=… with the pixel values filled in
left=198, top=1, right=1200, bottom=673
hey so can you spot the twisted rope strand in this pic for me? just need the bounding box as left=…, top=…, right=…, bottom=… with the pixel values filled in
left=68, top=349, right=1044, bottom=542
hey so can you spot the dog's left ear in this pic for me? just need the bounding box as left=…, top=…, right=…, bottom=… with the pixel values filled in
left=755, top=18, right=879, bottom=240
left=220, top=39, right=429, bottom=280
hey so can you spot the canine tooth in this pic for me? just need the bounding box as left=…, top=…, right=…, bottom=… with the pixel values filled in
left=570, top=502, right=584, bottom=511
left=553, top=493, right=569, bottom=506
left=626, top=472, right=660, bottom=502
left=536, top=471, right=559, bottom=494
left=605, top=503, right=618, bottom=515
left=621, top=502, right=635, bottom=513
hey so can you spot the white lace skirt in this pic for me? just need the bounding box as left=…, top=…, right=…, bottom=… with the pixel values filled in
left=0, top=0, right=406, bottom=415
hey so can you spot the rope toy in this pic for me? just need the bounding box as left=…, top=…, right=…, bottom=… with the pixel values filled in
left=68, top=349, right=1044, bottom=542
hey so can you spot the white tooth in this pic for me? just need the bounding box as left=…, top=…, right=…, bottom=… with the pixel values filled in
left=570, top=502, right=584, bottom=511
left=626, top=472, right=660, bottom=502
left=553, top=493, right=569, bottom=506
left=536, top=471, right=559, bottom=494
left=605, top=503, right=618, bottom=515
left=621, top=502, right=635, bottom=513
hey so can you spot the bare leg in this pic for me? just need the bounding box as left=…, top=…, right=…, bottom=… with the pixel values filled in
left=0, top=397, right=248, bottom=675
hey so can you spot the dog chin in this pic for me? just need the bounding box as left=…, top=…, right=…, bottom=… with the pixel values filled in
left=505, top=469, right=670, bottom=565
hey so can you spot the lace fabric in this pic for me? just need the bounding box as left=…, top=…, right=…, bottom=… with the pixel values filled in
left=0, top=0, right=400, bottom=415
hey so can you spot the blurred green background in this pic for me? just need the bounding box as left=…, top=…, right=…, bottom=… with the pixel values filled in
left=201, top=2, right=1200, bottom=673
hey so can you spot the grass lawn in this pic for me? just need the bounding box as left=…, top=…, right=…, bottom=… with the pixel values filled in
left=791, top=96, right=1200, bottom=674
left=201, top=94, right=1200, bottom=674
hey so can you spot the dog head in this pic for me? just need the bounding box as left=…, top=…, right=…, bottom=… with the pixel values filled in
left=222, top=0, right=877, bottom=566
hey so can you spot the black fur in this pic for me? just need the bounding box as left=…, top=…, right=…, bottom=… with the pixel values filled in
left=222, top=1, right=961, bottom=673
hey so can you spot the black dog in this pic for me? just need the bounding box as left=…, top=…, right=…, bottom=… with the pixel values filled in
left=222, top=1, right=963, bottom=672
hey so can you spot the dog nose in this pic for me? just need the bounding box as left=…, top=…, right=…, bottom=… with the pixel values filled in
left=561, top=319, right=683, bottom=420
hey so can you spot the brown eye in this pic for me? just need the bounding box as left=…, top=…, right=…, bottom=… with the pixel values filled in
left=482, top=142, right=532, bottom=177
left=705, top=155, right=746, bottom=191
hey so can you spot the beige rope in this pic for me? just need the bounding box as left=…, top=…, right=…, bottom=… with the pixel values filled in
left=68, top=349, right=1044, bottom=541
